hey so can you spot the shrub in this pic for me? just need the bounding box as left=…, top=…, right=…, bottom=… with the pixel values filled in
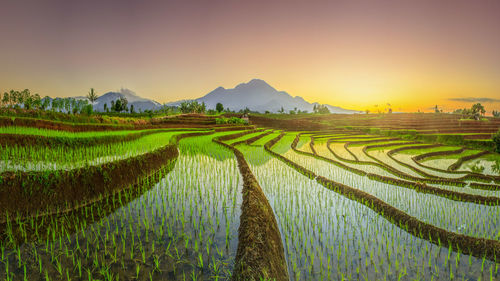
left=493, top=129, right=500, bottom=153
left=469, top=161, right=485, bottom=173
left=463, top=139, right=495, bottom=151
left=436, top=135, right=464, bottom=145
left=215, top=117, right=248, bottom=125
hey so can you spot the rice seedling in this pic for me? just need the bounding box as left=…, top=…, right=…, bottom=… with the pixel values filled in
left=236, top=135, right=497, bottom=280
left=0, top=130, right=198, bottom=172
left=272, top=133, right=500, bottom=240
left=0, top=130, right=244, bottom=280
left=1, top=122, right=498, bottom=280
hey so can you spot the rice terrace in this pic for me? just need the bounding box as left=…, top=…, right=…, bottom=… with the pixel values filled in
left=0, top=101, right=499, bottom=280
left=2, top=1, right=500, bottom=280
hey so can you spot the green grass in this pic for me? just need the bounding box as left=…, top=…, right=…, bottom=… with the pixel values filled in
left=238, top=141, right=498, bottom=280
left=0, top=130, right=243, bottom=280
left=477, top=153, right=500, bottom=162
left=364, top=143, right=430, bottom=152
left=251, top=131, right=282, bottom=146
left=1, top=124, right=499, bottom=280
left=0, top=130, right=200, bottom=171
left=396, top=146, right=462, bottom=155
left=425, top=133, right=492, bottom=136
left=0, top=126, right=205, bottom=138
left=227, top=130, right=272, bottom=145
left=422, top=149, right=482, bottom=161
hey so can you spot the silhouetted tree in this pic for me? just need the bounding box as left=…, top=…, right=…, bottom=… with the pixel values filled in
left=471, top=103, right=485, bottom=117
left=216, top=102, right=224, bottom=113
left=41, top=96, right=51, bottom=110
left=112, top=97, right=128, bottom=112
left=313, top=104, right=330, bottom=114
left=87, top=88, right=98, bottom=104
left=2, top=92, right=9, bottom=107
left=493, top=129, right=500, bottom=153
left=179, top=101, right=206, bottom=113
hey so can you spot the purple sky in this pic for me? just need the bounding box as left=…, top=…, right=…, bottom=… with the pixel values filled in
left=1, top=0, right=500, bottom=111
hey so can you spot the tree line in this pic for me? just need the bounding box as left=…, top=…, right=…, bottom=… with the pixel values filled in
left=452, top=103, right=487, bottom=120
left=0, top=88, right=136, bottom=115
left=1, top=89, right=93, bottom=114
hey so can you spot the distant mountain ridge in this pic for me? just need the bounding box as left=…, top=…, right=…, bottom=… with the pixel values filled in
left=92, top=89, right=162, bottom=112
left=167, top=79, right=358, bottom=114
left=81, top=80, right=358, bottom=113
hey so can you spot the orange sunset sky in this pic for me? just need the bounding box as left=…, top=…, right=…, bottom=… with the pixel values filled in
left=1, top=0, right=499, bottom=113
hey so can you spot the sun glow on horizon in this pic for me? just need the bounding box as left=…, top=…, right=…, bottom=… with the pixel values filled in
left=1, top=0, right=500, bottom=113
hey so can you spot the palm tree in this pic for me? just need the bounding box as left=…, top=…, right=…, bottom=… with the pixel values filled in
left=87, top=88, right=98, bottom=104
left=1, top=92, right=8, bottom=107
left=10, top=90, right=18, bottom=107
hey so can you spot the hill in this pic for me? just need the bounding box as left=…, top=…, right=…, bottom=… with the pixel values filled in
left=92, top=89, right=162, bottom=112
left=167, top=79, right=358, bottom=113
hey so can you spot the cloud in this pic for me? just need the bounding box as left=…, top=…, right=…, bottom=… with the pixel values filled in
left=118, top=88, right=139, bottom=97
left=448, top=97, right=500, bottom=103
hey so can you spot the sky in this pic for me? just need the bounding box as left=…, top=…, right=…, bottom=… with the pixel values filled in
left=1, top=0, right=500, bottom=113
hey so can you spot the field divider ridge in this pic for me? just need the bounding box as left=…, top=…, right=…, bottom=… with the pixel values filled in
left=0, top=128, right=208, bottom=147
left=410, top=148, right=500, bottom=184
left=362, top=142, right=469, bottom=186
left=0, top=130, right=214, bottom=224
left=213, top=129, right=289, bottom=281
left=264, top=132, right=500, bottom=261
left=299, top=134, right=500, bottom=205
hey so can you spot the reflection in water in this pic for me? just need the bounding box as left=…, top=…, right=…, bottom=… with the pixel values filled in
left=492, top=160, right=500, bottom=175
left=468, top=161, right=485, bottom=174
left=0, top=134, right=243, bottom=281
left=239, top=143, right=499, bottom=280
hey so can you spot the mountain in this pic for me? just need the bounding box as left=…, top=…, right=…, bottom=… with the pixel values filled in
left=93, top=88, right=162, bottom=112
left=168, top=79, right=359, bottom=114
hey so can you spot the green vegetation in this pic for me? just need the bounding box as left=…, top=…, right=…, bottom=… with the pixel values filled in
left=422, top=149, right=481, bottom=161
left=86, top=88, right=98, bottom=104
left=493, top=129, right=500, bottom=153
left=453, top=103, right=486, bottom=120
left=216, top=102, right=224, bottom=113
left=0, top=132, right=243, bottom=280
left=179, top=100, right=206, bottom=113
left=216, top=117, right=248, bottom=125
left=0, top=112, right=499, bottom=280
left=0, top=130, right=193, bottom=171
left=396, top=145, right=462, bottom=155
left=110, top=97, right=128, bottom=113
left=1, top=89, right=91, bottom=114
left=0, top=126, right=201, bottom=138
left=367, top=129, right=497, bottom=151
left=312, top=104, right=330, bottom=114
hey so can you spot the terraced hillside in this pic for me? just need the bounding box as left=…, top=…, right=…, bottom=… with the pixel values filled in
left=0, top=115, right=499, bottom=280
left=250, top=113, right=500, bottom=151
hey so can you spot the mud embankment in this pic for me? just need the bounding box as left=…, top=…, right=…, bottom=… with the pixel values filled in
left=0, top=131, right=213, bottom=223
left=264, top=132, right=500, bottom=261
left=214, top=130, right=289, bottom=281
